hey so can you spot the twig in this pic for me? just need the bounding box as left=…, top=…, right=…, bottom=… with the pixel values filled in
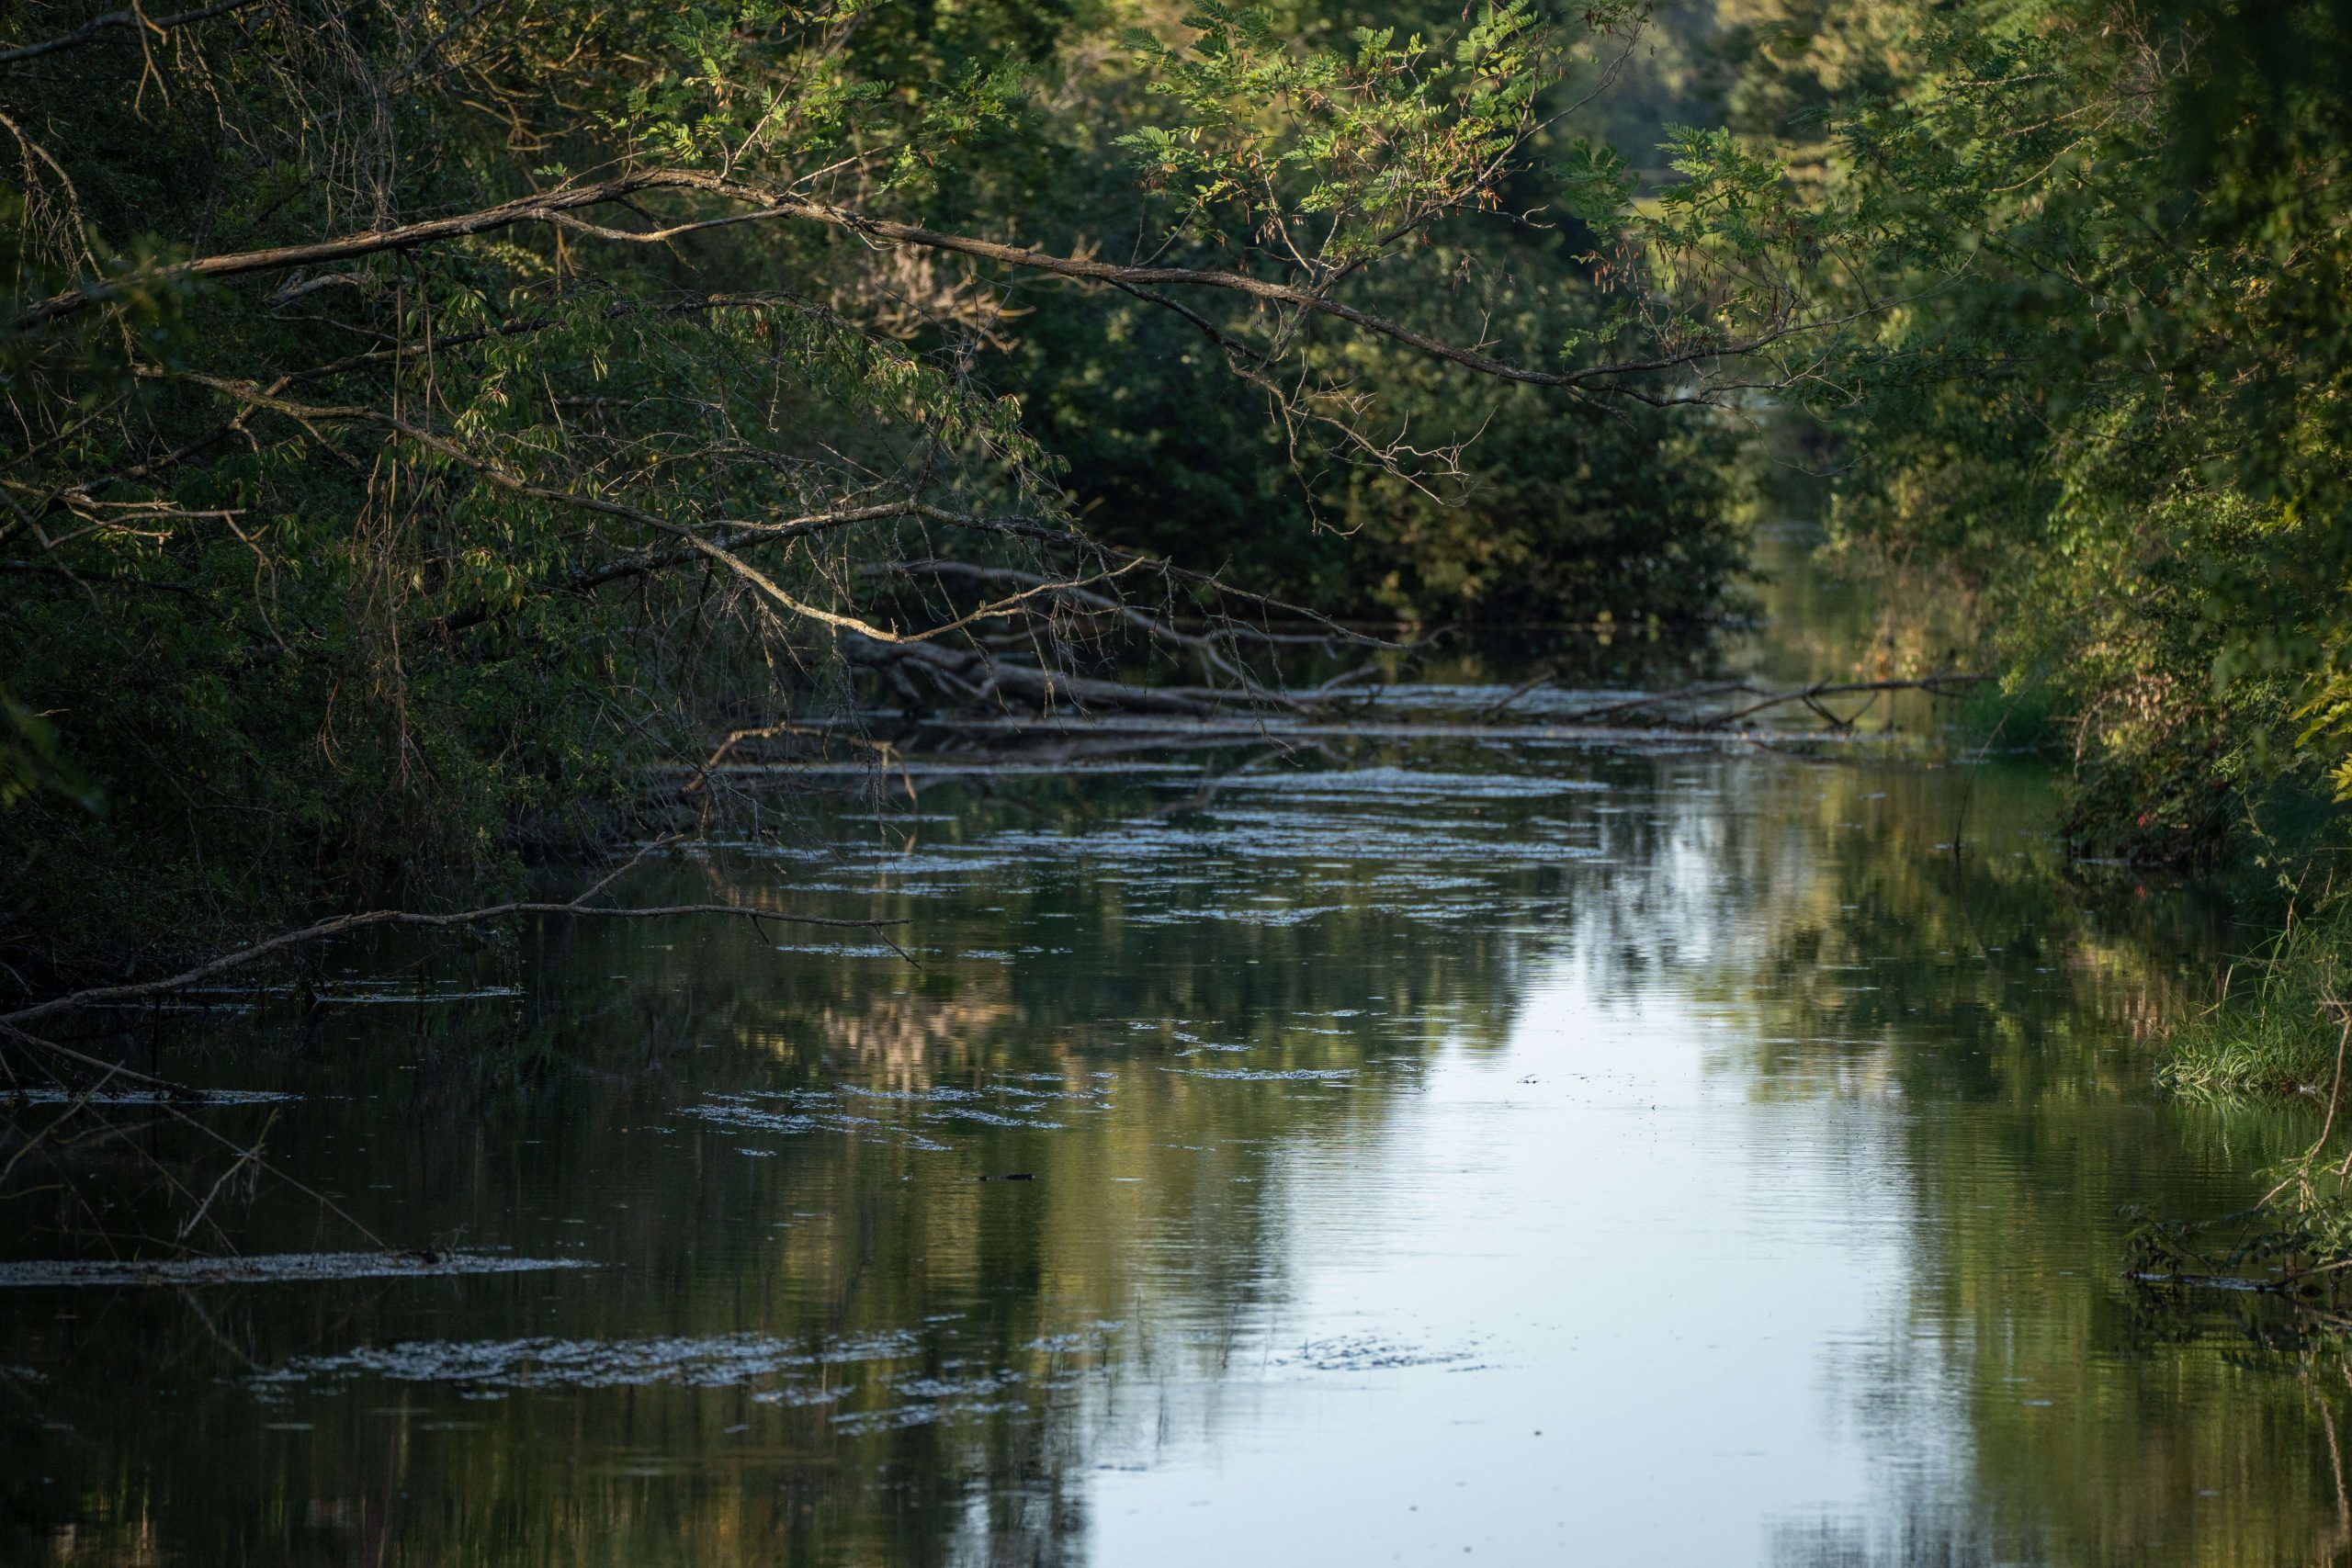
left=0, top=0, right=261, bottom=68
left=176, top=1106, right=275, bottom=1241
left=1553, top=674, right=1988, bottom=728
left=4, top=892, right=902, bottom=1025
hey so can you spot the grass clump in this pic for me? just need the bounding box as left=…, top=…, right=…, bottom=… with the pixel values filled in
left=2136, top=897, right=2352, bottom=1303
left=2158, top=905, right=2352, bottom=1100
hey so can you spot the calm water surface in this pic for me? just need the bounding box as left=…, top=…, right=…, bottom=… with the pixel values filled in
left=8, top=548, right=2347, bottom=1565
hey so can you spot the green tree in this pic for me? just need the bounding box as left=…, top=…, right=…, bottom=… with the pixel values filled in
left=1713, top=0, right=2352, bottom=864
left=0, top=0, right=1808, bottom=966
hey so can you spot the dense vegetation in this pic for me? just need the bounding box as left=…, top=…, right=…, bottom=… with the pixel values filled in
left=1715, top=0, right=2349, bottom=871
left=6, top=0, right=2348, bottom=1152
left=0, top=0, right=1796, bottom=968
left=1708, top=0, right=2352, bottom=1246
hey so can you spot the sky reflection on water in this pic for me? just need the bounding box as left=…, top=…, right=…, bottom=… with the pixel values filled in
left=6, top=585, right=2343, bottom=1564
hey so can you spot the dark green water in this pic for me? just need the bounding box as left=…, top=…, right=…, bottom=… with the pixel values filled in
left=8, top=546, right=2348, bottom=1565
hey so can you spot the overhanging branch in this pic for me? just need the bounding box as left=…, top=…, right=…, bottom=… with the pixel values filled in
left=17, top=168, right=1853, bottom=394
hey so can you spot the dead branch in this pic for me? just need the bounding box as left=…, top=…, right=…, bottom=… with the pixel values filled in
left=879, top=559, right=1307, bottom=710
left=894, top=712, right=1927, bottom=747
left=839, top=630, right=1250, bottom=717
left=175, top=1106, right=275, bottom=1241
left=682, top=721, right=915, bottom=803
left=0, top=0, right=264, bottom=69
left=1487, top=673, right=1991, bottom=727
left=3, top=892, right=903, bottom=1027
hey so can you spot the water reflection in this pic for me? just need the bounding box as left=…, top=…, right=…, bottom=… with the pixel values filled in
left=4, top=726, right=2342, bottom=1565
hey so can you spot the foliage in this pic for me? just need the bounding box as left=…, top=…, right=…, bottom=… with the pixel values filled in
left=1001, top=226, right=1750, bottom=623
left=1118, top=0, right=1580, bottom=264
left=1713, top=0, right=2352, bottom=866
left=2159, top=901, right=2351, bottom=1100
left=0, top=0, right=1780, bottom=965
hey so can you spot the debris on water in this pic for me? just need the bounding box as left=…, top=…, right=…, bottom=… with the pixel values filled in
left=1277, top=1334, right=1484, bottom=1372
left=247, top=1326, right=1076, bottom=1435
left=1022, top=1322, right=1121, bottom=1354
left=11, top=1087, right=300, bottom=1108
left=1168, top=1066, right=1356, bottom=1082
left=770, top=943, right=916, bottom=959
left=1171, top=1028, right=1250, bottom=1055
left=830, top=1397, right=1019, bottom=1434
left=1146, top=904, right=1342, bottom=928
left=752, top=1383, right=849, bottom=1407
left=937, top=1106, right=1066, bottom=1128
left=309, top=986, right=525, bottom=1005
left=684, top=1094, right=950, bottom=1152
left=892, top=1371, right=1017, bottom=1400
left=978, top=1172, right=1035, bottom=1181
left=251, top=1328, right=924, bottom=1394
left=689, top=1082, right=1091, bottom=1149
left=838, top=1084, right=1071, bottom=1129
left=0, top=1251, right=593, bottom=1289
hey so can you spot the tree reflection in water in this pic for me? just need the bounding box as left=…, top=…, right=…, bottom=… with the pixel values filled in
left=4, top=734, right=2340, bottom=1566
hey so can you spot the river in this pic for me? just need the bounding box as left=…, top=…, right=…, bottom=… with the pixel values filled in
left=7, top=530, right=2346, bottom=1565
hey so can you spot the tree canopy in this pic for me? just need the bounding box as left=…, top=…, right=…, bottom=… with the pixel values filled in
left=6, top=0, right=2346, bottom=966
left=0, top=0, right=1806, bottom=959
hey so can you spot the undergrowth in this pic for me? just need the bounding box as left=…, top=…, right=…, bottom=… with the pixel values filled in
left=2158, top=902, right=2350, bottom=1100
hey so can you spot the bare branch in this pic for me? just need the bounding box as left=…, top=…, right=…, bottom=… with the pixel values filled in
left=4, top=892, right=904, bottom=1026
left=0, top=0, right=264, bottom=69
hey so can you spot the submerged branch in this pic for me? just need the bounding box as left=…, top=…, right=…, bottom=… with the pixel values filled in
left=1487, top=673, right=1991, bottom=727
left=4, top=889, right=902, bottom=1026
